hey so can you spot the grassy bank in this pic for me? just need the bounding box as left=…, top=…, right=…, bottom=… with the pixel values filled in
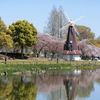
left=0, top=63, right=73, bottom=73
left=0, top=58, right=100, bottom=76
left=0, top=61, right=99, bottom=76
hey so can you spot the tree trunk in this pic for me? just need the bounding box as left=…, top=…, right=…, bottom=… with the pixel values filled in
left=92, top=55, right=94, bottom=61
left=37, top=53, right=39, bottom=57
left=21, top=46, right=24, bottom=59
left=5, top=48, right=7, bottom=56
left=44, top=52, right=47, bottom=58
left=5, top=47, right=8, bottom=64
left=52, top=53, right=55, bottom=58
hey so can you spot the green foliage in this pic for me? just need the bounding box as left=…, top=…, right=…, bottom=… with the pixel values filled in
left=89, top=39, right=100, bottom=47
left=0, top=81, right=13, bottom=98
left=0, top=32, right=13, bottom=48
left=75, top=25, right=95, bottom=40
left=6, top=29, right=12, bottom=35
left=24, top=53, right=32, bottom=56
left=0, top=79, right=37, bottom=100
left=9, top=20, right=38, bottom=58
left=9, top=20, right=38, bottom=46
left=0, top=17, right=6, bottom=32
left=0, top=17, right=13, bottom=51
left=7, top=82, right=37, bottom=100
left=0, top=62, right=99, bottom=75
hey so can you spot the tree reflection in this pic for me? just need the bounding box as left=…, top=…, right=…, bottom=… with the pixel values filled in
left=76, top=82, right=94, bottom=98
left=95, top=78, right=100, bottom=85
left=0, top=77, right=37, bottom=100
left=0, top=80, right=13, bottom=99
left=0, top=68, right=100, bottom=100
left=47, top=87, right=67, bottom=100
left=7, top=82, right=37, bottom=100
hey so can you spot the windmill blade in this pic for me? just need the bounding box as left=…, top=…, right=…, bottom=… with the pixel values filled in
left=59, top=23, right=70, bottom=32
left=74, top=15, right=84, bottom=23
left=63, top=11, right=70, bottom=23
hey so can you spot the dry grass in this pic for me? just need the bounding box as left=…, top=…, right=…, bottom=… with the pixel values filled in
left=0, top=57, right=100, bottom=66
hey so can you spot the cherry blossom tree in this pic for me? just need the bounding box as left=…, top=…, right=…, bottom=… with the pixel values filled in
left=77, top=39, right=89, bottom=59
left=78, top=39, right=100, bottom=60
left=47, top=36, right=64, bottom=58
left=42, top=46, right=50, bottom=58
left=32, top=33, right=52, bottom=57
left=32, top=33, right=64, bottom=58
left=33, top=33, right=100, bottom=59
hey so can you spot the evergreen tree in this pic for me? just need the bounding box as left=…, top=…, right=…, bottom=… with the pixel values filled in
left=0, top=17, right=6, bottom=32
left=44, top=6, right=67, bottom=38
left=0, top=32, right=13, bottom=51
left=0, top=17, right=13, bottom=56
left=9, top=20, right=38, bottom=58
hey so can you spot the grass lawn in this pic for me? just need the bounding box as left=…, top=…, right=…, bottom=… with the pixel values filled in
left=0, top=58, right=99, bottom=66
left=0, top=58, right=99, bottom=76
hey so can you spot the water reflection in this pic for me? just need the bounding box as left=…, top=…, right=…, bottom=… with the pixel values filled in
left=0, top=76, right=37, bottom=100
left=0, top=68, right=100, bottom=100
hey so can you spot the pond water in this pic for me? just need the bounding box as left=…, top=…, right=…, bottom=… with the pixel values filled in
left=0, top=68, right=100, bottom=100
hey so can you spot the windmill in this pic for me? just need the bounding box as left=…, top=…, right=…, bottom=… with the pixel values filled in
left=59, top=12, right=84, bottom=37
left=60, top=12, right=84, bottom=61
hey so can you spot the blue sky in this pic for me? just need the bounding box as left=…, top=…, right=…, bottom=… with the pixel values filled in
left=0, top=0, right=100, bottom=38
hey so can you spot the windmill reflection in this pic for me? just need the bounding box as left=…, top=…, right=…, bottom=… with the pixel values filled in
left=63, top=69, right=81, bottom=100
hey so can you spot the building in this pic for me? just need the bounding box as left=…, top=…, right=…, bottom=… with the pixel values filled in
left=62, top=26, right=81, bottom=61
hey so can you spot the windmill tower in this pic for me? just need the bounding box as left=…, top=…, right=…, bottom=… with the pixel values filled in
left=59, top=12, right=83, bottom=61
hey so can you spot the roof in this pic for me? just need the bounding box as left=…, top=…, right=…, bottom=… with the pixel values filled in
left=62, top=50, right=81, bottom=55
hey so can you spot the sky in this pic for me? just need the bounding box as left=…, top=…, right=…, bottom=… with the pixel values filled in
left=0, top=0, right=100, bottom=38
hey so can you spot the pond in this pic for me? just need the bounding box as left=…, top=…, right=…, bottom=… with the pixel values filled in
left=0, top=68, right=100, bottom=100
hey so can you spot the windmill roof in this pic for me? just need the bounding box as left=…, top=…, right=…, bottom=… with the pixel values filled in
left=62, top=50, right=81, bottom=55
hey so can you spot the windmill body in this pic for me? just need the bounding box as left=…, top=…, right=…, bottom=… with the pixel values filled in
left=62, top=25, right=81, bottom=61
left=60, top=13, right=82, bottom=61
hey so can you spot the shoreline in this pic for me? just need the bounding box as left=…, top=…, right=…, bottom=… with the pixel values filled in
left=0, top=63, right=99, bottom=76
